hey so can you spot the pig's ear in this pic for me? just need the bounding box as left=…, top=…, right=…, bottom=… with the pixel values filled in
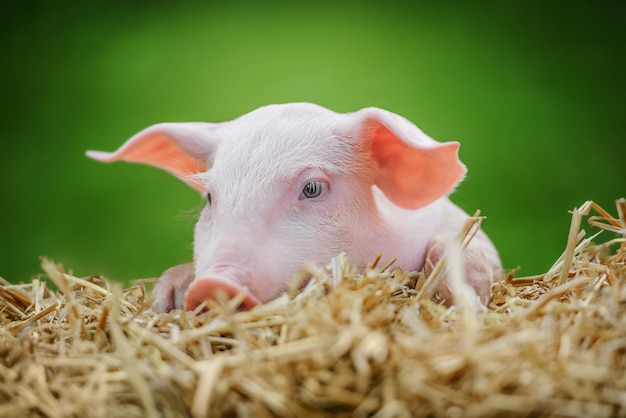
left=86, top=122, right=218, bottom=191
left=349, top=108, right=467, bottom=210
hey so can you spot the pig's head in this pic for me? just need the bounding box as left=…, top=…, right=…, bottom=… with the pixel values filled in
left=87, top=103, right=465, bottom=311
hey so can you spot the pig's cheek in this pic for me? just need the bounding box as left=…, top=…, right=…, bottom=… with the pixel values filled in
left=199, top=205, right=211, bottom=222
left=297, top=196, right=341, bottom=220
left=195, top=207, right=214, bottom=239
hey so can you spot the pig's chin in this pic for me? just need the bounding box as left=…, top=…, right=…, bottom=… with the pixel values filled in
left=247, top=275, right=294, bottom=305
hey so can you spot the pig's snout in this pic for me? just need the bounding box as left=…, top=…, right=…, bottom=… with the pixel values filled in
left=184, top=265, right=260, bottom=311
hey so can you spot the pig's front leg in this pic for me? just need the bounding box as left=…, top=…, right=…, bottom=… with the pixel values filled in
left=151, top=263, right=195, bottom=313
left=424, top=234, right=501, bottom=306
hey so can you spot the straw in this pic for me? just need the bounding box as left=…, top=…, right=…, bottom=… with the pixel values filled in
left=1, top=198, right=625, bottom=417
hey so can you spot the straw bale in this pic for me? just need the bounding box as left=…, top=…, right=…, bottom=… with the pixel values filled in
left=1, top=198, right=625, bottom=417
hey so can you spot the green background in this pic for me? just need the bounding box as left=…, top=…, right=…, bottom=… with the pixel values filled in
left=1, top=1, right=623, bottom=284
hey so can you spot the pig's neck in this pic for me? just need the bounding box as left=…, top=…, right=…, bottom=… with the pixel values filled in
left=369, top=187, right=464, bottom=272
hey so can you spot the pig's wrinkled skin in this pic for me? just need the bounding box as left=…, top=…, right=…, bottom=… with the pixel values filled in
left=87, top=103, right=502, bottom=313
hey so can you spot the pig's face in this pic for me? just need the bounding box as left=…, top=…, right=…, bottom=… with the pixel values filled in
left=87, top=103, right=466, bottom=311
left=191, top=106, right=377, bottom=303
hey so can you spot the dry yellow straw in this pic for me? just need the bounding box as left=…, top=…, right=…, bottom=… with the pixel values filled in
left=1, top=198, right=625, bottom=417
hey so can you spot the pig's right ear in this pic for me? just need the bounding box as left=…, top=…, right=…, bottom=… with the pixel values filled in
left=86, top=122, right=218, bottom=191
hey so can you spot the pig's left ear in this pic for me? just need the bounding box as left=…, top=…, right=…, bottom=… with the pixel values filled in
left=86, top=122, right=218, bottom=191
left=348, top=108, right=467, bottom=210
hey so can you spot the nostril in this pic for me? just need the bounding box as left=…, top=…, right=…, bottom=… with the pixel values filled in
left=184, top=277, right=260, bottom=312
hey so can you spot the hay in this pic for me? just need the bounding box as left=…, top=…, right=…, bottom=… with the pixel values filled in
left=1, top=199, right=625, bottom=418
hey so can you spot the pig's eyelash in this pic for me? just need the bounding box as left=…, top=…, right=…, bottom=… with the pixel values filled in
left=176, top=206, right=202, bottom=223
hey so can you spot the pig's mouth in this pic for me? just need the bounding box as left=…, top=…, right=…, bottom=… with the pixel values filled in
left=185, top=262, right=261, bottom=311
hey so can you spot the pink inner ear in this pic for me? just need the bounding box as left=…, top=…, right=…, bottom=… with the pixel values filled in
left=87, top=133, right=207, bottom=191
left=371, top=125, right=466, bottom=209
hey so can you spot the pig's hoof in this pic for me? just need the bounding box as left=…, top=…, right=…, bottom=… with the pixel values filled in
left=151, top=263, right=194, bottom=313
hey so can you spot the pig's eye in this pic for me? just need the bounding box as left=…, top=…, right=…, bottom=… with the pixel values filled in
left=206, top=192, right=212, bottom=205
left=300, top=181, right=327, bottom=200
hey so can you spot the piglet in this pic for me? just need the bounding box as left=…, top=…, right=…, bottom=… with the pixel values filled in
left=87, top=103, right=502, bottom=312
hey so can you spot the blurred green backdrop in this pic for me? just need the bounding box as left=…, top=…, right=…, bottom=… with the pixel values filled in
left=1, top=1, right=623, bottom=284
